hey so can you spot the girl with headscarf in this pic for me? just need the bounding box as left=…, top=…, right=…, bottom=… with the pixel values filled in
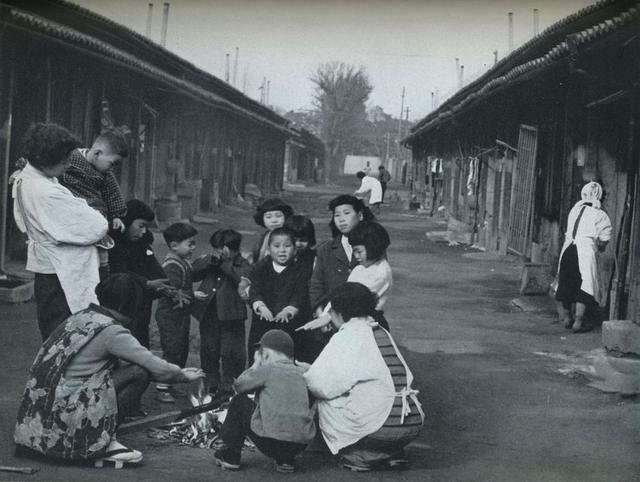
left=555, top=181, right=612, bottom=333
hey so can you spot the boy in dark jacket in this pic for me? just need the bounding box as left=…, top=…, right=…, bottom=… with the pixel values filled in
left=248, top=227, right=309, bottom=364
left=194, top=229, right=252, bottom=399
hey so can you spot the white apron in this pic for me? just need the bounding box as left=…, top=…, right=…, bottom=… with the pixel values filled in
left=12, top=164, right=108, bottom=313
left=557, top=201, right=612, bottom=306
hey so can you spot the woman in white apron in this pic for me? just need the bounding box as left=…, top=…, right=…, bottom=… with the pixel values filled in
left=13, top=123, right=108, bottom=339
left=555, top=182, right=612, bottom=333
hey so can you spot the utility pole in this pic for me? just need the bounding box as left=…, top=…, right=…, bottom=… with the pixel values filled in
left=508, top=12, right=514, bottom=52
left=242, top=67, right=248, bottom=94
left=533, top=8, right=540, bottom=36
left=385, top=133, right=391, bottom=163
left=145, top=3, right=153, bottom=38
left=266, top=80, right=271, bottom=106
left=225, top=53, right=230, bottom=83
left=259, top=77, right=266, bottom=103
left=160, top=2, right=169, bottom=47
left=398, top=87, right=405, bottom=137
left=232, top=47, right=239, bottom=87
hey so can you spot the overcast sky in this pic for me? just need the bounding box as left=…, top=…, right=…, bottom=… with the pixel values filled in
left=73, top=0, right=594, bottom=121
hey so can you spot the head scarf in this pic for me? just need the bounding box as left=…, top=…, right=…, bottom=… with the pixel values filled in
left=581, top=181, right=603, bottom=209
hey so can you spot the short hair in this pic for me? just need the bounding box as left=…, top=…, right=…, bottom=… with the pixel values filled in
left=123, top=199, right=155, bottom=227
left=348, top=221, right=390, bottom=262
left=94, top=128, right=129, bottom=158
left=95, top=273, right=146, bottom=324
left=327, top=194, right=376, bottom=238
left=268, top=227, right=295, bottom=245
left=21, top=123, right=81, bottom=170
left=163, top=222, right=198, bottom=245
left=378, top=165, right=385, bottom=170
left=284, top=215, right=316, bottom=246
left=329, top=282, right=377, bottom=320
left=356, top=171, right=366, bottom=179
left=253, top=198, right=294, bottom=227
left=210, top=228, right=242, bottom=251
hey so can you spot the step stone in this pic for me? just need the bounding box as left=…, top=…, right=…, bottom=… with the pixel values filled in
left=602, top=320, right=640, bottom=356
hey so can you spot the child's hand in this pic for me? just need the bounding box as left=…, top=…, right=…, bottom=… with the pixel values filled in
left=112, top=217, right=125, bottom=232
left=296, top=314, right=331, bottom=332
left=238, top=277, right=251, bottom=301
left=147, top=278, right=173, bottom=292
left=253, top=302, right=274, bottom=321
left=274, top=306, right=298, bottom=323
left=171, top=290, right=192, bottom=309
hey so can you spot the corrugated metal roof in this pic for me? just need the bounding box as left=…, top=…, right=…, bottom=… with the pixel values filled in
left=406, top=0, right=639, bottom=144
left=3, top=5, right=294, bottom=135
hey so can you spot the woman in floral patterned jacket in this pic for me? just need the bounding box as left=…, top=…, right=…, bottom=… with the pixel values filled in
left=14, top=274, right=204, bottom=467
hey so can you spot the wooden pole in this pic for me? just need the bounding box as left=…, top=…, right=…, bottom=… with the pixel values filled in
left=146, top=3, right=154, bottom=38
left=160, top=3, right=169, bottom=47
left=232, top=47, right=239, bottom=87
left=508, top=12, right=514, bottom=52
left=0, top=67, right=15, bottom=273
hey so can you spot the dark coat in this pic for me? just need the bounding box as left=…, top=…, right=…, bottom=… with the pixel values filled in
left=193, top=253, right=252, bottom=322
left=308, top=236, right=358, bottom=310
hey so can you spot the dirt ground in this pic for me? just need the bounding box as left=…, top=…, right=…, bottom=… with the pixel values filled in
left=1, top=182, right=640, bottom=481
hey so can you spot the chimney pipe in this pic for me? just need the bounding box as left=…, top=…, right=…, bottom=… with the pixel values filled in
left=508, top=12, right=514, bottom=52
left=160, top=2, right=169, bottom=47
left=533, top=8, right=540, bottom=36
left=460, top=65, right=464, bottom=88
left=225, top=54, right=230, bottom=83
left=493, top=50, right=498, bottom=65
left=455, top=57, right=460, bottom=89
left=146, top=3, right=153, bottom=38
left=232, top=47, right=239, bottom=87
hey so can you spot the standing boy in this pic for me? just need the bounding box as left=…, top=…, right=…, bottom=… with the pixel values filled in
left=155, top=222, right=208, bottom=402
left=213, top=330, right=316, bottom=473
left=378, top=165, right=391, bottom=203
left=60, top=129, right=129, bottom=278
left=194, top=229, right=251, bottom=401
left=247, top=227, right=309, bottom=363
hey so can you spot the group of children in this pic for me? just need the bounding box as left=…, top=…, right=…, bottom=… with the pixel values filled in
left=14, top=123, right=408, bottom=473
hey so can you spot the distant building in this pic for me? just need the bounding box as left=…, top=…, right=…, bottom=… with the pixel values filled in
left=344, top=155, right=381, bottom=175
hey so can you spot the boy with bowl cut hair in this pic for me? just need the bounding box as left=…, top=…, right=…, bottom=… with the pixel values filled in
left=213, top=329, right=316, bottom=473
left=155, top=222, right=209, bottom=402
left=194, top=228, right=252, bottom=399
left=61, top=128, right=130, bottom=277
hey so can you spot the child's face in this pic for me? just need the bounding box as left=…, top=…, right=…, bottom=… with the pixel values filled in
left=90, top=148, right=122, bottom=173
left=333, top=204, right=362, bottom=235
left=127, top=219, right=150, bottom=242
left=352, top=244, right=373, bottom=267
left=294, top=238, right=310, bottom=255
left=212, top=246, right=232, bottom=260
left=269, top=234, right=295, bottom=266
left=263, top=210, right=285, bottom=231
left=171, top=237, right=196, bottom=259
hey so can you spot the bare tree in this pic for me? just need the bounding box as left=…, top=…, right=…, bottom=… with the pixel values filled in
left=311, top=62, right=372, bottom=181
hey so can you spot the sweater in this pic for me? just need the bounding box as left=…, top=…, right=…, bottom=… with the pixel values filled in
left=234, top=359, right=316, bottom=444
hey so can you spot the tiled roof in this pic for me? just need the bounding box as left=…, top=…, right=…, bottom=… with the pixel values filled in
left=405, top=0, right=639, bottom=144
left=3, top=4, right=293, bottom=134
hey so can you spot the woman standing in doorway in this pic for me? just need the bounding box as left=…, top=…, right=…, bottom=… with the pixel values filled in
left=555, top=181, right=612, bottom=333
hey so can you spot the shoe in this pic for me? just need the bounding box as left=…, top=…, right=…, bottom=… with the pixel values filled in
left=94, top=439, right=143, bottom=468
left=387, top=458, right=410, bottom=469
left=156, top=390, right=176, bottom=403
left=275, top=462, right=295, bottom=473
left=338, top=456, right=371, bottom=472
left=572, top=323, right=593, bottom=333
left=214, top=449, right=241, bottom=470
left=564, top=318, right=574, bottom=329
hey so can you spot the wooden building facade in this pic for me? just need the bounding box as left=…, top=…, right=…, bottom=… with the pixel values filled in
left=405, top=0, right=640, bottom=321
left=0, top=0, right=299, bottom=266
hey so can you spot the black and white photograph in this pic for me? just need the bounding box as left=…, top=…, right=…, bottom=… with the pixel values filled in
left=0, top=0, right=639, bottom=480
